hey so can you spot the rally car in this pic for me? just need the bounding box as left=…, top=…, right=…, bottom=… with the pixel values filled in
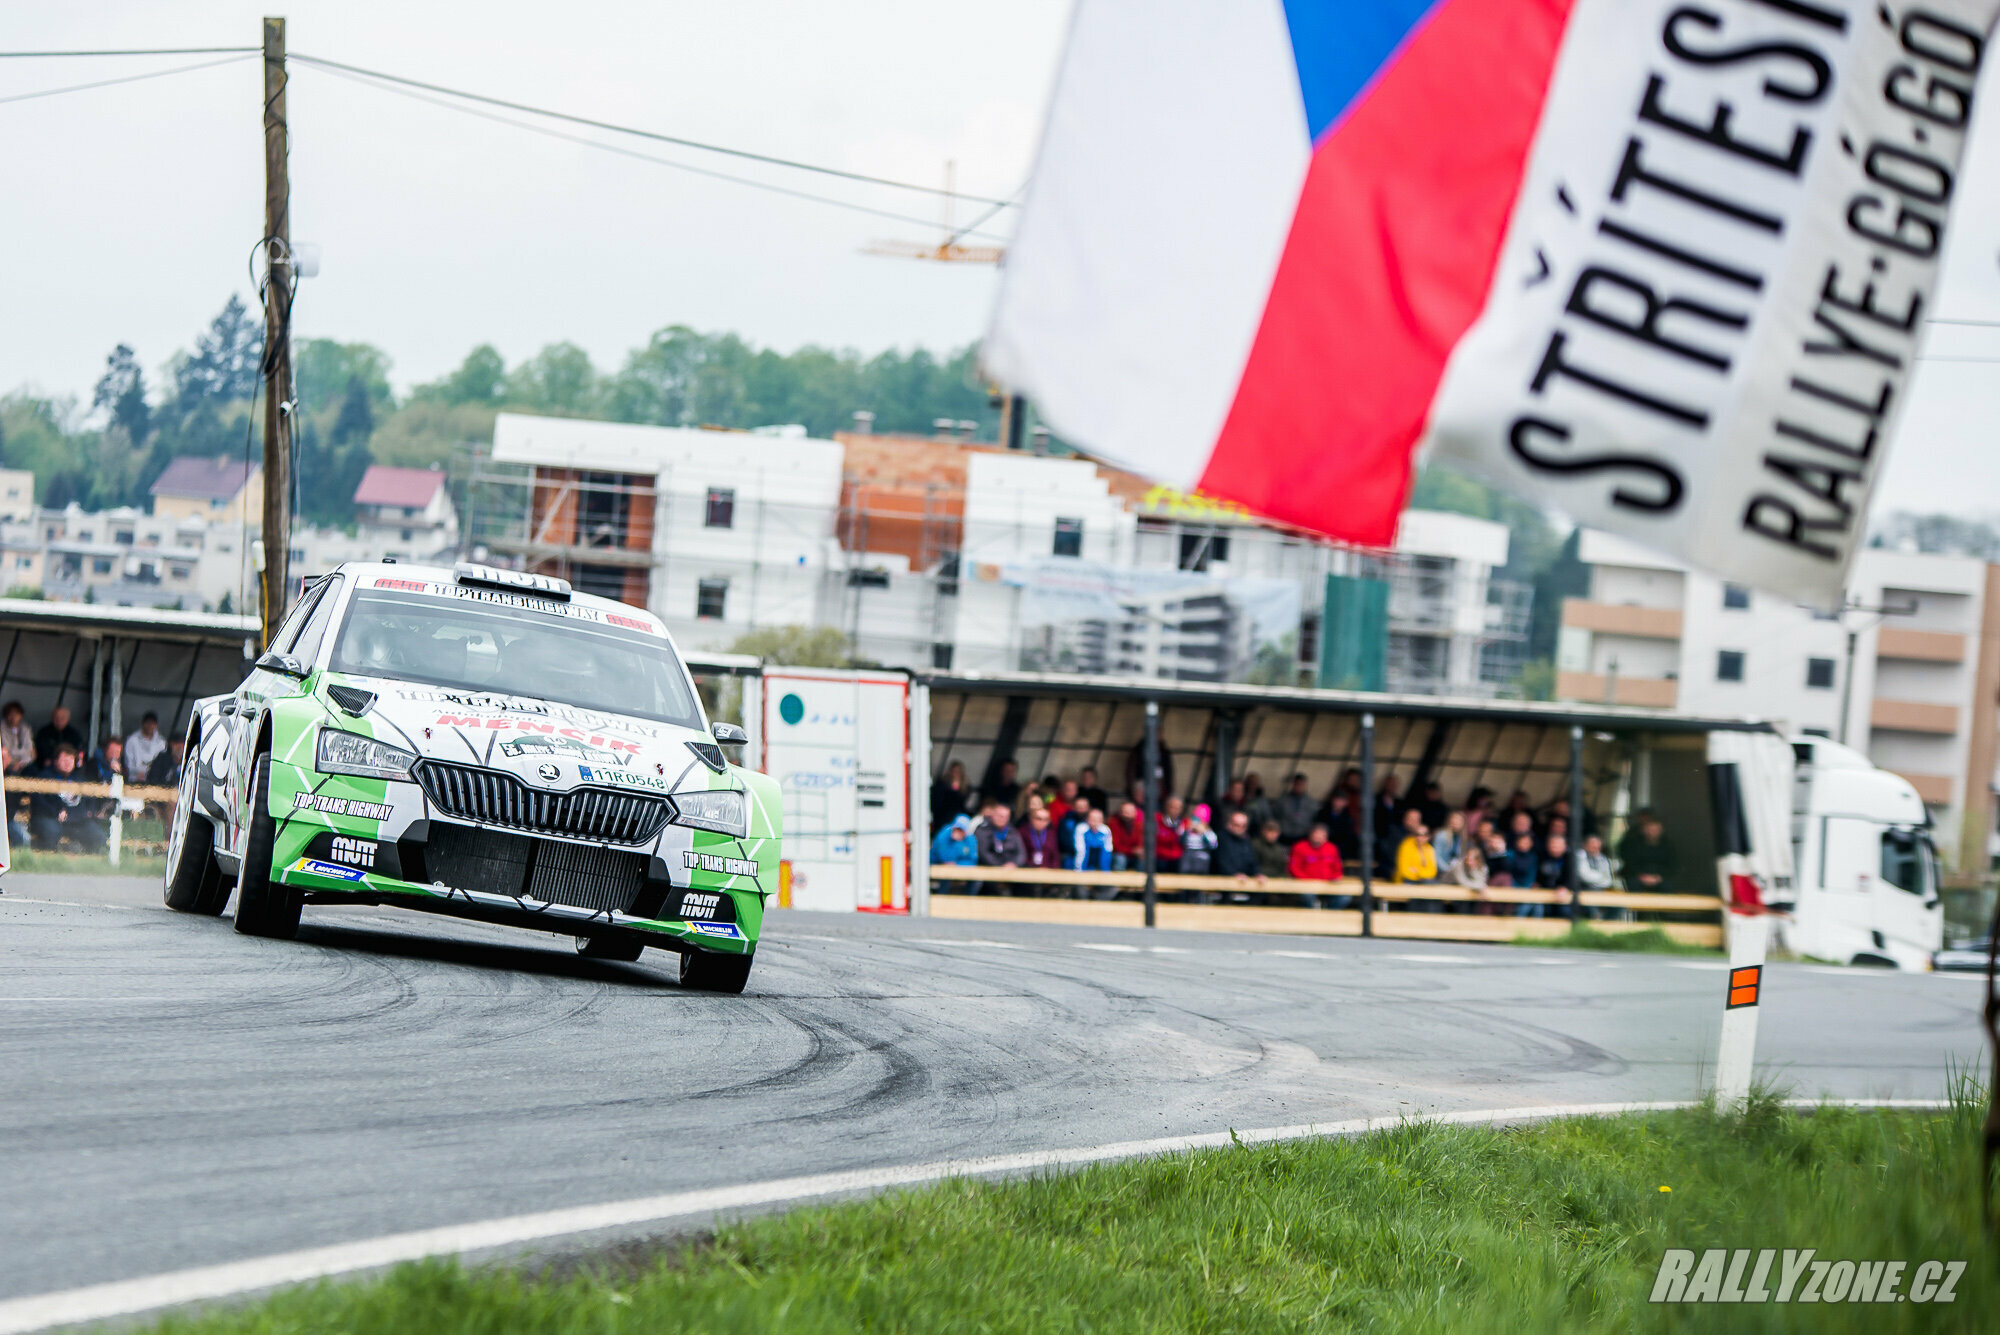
left=163, top=561, right=780, bottom=993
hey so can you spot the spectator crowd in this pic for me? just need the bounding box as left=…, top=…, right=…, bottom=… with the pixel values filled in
left=4, top=701, right=185, bottom=854
left=930, top=759, right=1678, bottom=916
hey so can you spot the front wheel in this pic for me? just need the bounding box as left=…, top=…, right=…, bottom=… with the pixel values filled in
left=163, top=756, right=229, bottom=915
left=232, top=754, right=302, bottom=939
left=680, top=948, right=753, bottom=994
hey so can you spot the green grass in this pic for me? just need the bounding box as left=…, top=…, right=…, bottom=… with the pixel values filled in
left=4, top=847, right=162, bottom=876
left=151, top=1092, right=1993, bottom=1334
left=1516, top=924, right=1718, bottom=956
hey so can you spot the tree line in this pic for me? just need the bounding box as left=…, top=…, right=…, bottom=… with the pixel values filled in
left=0, top=297, right=1002, bottom=527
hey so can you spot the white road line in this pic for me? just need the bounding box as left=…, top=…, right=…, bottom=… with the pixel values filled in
left=903, top=938, right=1026, bottom=950
left=1073, top=942, right=1142, bottom=953
left=0, top=1098, right=1951, bottom=1335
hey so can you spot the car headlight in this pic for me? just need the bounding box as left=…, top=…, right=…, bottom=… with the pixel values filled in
left=673, top=788, right=747, bottom=837
left=316, top=728, right=418, bottom=781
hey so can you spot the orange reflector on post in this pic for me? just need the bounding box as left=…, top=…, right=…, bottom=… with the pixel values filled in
left=777, top=860, right=793, bottom=909
left=1726, top=965, right=1761, bottom=1009
left=879, top=855, right=894, bottom=908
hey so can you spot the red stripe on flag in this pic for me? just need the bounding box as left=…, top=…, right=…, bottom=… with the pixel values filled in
left=1198, top=0, right=1574, bottom=544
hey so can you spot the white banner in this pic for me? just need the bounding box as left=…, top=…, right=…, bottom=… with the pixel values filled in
left=1425, top=0, right=1997, bottom=603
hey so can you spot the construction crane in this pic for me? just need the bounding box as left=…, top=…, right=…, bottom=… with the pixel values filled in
left=863, top=161, right=1005, bottom=265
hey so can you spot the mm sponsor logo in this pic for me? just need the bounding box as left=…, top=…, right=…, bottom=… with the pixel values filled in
left=1650, top=1251, right=1963, bottom=1305
left=690, top=921, right=744, bottom=939
left=493, top=732, right=632, bottom=760
left=682, top=849, right=757, bottom=878
left=290, top=857, right=366, bottom=883
left=293, top=792, right=393, bottom=822
left=327, top=835, right=376, bottom=869
left=580, top=764, right=668, bottom=791
left=678, top=891, right=722, bottom=920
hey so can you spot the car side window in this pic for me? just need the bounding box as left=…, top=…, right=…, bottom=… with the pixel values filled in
left=271, top=581, right=328, bottom=655
left=288, top=577, right=345, bottom=668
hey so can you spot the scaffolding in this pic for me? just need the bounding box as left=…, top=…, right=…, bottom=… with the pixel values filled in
left=454, top=435, right=1536, bottom=693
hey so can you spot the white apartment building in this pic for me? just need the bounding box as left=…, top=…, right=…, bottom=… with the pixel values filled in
left=1558, top=529, right=1999, bottom=874
left=474, top=416, right=1528, bottom=699
left=483, top=413, right=845, bottom=652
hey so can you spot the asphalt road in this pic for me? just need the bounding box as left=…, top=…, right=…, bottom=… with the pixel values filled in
left=0, top=872, right=1985, bottom=1309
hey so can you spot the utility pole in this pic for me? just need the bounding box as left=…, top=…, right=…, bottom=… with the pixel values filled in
left=259, top=15, right=293, bottom=649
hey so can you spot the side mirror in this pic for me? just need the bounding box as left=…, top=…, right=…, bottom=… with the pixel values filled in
left=254, top=651, right=309, bottom=678
left=711, top=722, right=749, bottom=746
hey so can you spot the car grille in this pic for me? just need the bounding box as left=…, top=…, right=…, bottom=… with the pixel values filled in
left=424, top=823, right=646, bottom=914
left=413, top=759, right=671, bottom=844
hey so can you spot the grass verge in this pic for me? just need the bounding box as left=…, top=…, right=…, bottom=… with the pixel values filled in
left=3, top=848, right=162, bottom=877
left=151, top=1093, right=1990, bottom=1333
left=1516, top=923, right=1718, bottom=956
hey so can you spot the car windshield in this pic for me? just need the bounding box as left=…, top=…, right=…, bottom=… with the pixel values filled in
left=328, top=589, right=704, bottom=730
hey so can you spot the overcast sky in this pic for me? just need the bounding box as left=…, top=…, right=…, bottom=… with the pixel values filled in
left=3, top=0, right=1996, bottom=518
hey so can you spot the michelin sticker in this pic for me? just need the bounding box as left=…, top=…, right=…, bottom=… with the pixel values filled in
left=683, top=850, right=757, bottom=877
left=690, top=922, right=744, bottom=939
left=291, top=857, right=367, bottom=882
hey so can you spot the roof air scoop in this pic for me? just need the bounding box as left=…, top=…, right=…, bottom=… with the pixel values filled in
left=452, top=562, right=572, bottom=602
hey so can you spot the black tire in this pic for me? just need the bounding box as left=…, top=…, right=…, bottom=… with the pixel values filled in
left=574, top=934, right=644, bottom=963
left=679, top=948, right=753, bottom=994
left=232, top=754, right=302, bottom=939
left=163, top=754, right=229, bottom=915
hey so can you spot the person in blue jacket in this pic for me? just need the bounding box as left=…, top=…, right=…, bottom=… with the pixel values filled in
left=929, top=815, right=979, bottom=867
left=1066, top=806, right=1114, bottom=899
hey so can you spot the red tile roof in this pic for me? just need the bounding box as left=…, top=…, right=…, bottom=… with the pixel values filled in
left=151, top=456, right=258, bottom=501
left=353, top=465, right=445, bottom=508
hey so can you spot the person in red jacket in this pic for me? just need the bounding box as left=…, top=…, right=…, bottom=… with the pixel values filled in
left=1107, top=799, right=1144, bottom=871
left=1288, top=823, right=1348, bottom=909
left=1152, top=795, right=1187, bottom=874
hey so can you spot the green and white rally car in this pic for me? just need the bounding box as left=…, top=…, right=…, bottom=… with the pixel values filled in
left=164, top=561, right=779, bottom=992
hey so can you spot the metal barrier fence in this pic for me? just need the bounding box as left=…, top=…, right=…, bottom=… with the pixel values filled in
left=928, top=865, right=1725, bottom=946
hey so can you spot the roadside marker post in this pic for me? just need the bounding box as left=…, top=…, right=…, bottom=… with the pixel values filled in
left=1714, top=909, right=1770, bottom=1107
left=777, top=860, right=793, bottom=909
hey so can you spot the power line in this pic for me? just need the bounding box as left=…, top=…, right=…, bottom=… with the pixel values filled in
left=0, top=46, right=257, bottom=57
left=305, top=60, right=1012, bottom=243
left=1926, top=317, right=2000, bottom=327
left=0, top=53, right=253, bottom=107
left=291, top=52, right=1013, bottom=208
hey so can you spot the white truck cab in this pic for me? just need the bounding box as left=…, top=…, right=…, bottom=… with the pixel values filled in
left=1781, top=737, right=1941, bottom=969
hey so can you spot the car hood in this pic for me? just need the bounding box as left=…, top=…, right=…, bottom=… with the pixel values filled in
left=323, top=674, right=729, bottom=796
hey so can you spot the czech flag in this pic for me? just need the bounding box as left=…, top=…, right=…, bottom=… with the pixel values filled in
left=986, top=0, right=1996, bottom=601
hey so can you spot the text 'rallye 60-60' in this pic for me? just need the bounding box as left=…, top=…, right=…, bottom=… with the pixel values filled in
left=163, top=561, right=779, bottom=993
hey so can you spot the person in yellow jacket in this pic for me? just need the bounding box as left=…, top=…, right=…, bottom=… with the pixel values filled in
left=1395, top=824, right=1438, bottom=883
left=1395, top=822, right=1442, bottom=913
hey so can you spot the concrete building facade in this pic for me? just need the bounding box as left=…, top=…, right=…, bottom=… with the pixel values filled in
left=1558, top=529, right=2000, bottom=875
left=474, top=413, right=1525, bottom=698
